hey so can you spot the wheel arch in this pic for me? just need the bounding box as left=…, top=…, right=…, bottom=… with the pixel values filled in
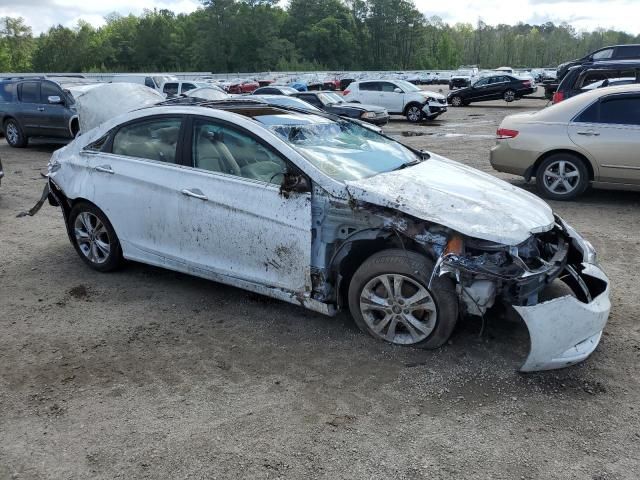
left=330, top=231, right=433, bottom=309
left=531, top=149, right=595, bottom=181
left=403, top=101, right=425, bottom=115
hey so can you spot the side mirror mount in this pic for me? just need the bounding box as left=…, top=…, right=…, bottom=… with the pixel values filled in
left=48, top=95, right=62, bottom=104
left=280, top=171, right=310, bottom=197
left=393, top=87, right=402, bottom=94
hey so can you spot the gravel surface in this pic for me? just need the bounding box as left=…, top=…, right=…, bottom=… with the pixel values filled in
left=1, top=89, right=639, bottom=479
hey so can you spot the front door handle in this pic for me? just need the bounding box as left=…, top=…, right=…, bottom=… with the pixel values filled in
left=181, top=188, right=208, bottom=201
left=576, top=130, right=600, bottom=136
left=94, top=165, right=114, bottom=174
left=37, top=106, right=45, bottom=112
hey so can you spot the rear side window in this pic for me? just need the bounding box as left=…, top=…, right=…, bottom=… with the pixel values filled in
left=574, top=101, right=599, bottom=123
left=112, top=117, right=182, bottom=163
left=615, top=45, right=640, bottom=59
left=163, top=83, right=178, bottom=95
left=359, top=82, right=379, bottom=91
left=182, top=83, right=196, bottom=93
left=600, top=96, right=640, bottom=125
left=18, top=82, right=40, bottom=103
left=0, top=83, right=14, bottom=101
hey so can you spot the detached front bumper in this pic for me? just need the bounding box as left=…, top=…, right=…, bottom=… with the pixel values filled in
left=517, top=263, right=610, bottom=372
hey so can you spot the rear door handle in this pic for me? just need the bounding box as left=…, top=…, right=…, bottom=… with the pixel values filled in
left=181, top=188, right=208, bottom=201
left=94, top=165, right=114, bottom=174
left=37, top=107, right=45, bottom=112
left=577, top=130, right=600, bottom=136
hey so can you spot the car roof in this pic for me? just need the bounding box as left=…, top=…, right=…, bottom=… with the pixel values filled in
left=536, top=83, right=640, bottom=121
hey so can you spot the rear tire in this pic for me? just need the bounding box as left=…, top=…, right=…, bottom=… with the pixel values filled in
left=68, top=202, right=123, bottom=272
left=4, top=119, right=27, bottom=148
left=535, top=153, right=589, bottom=200
left=348, top=249, right=458, bottom=349
left=503, top=89, right=516, bottom=102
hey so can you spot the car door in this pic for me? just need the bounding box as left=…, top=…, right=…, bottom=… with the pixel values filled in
left=170, top=116, right=312, bottom=292
left=489, top=76, right=510, bottom=99
left=376, top=82, right=405, bottom=113
left=38, top=81, right=73, bottom=138
left=356, top=81, right=379, bottom=105
left=568, top=93, right=640, bottom=185
left=16, top=81, right=41, bottom=135
left=468, top=77, right=491, bottom=101
left=84, top=115, right=190, bottom=263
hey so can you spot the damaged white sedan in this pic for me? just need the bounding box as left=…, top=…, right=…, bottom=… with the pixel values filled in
left=42, top=97, right=610, bottom=371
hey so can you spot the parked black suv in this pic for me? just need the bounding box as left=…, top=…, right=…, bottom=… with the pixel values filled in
left=292, top=91, right=389, bottom=125
left=557, top=44, right=640, bottom=81
left=553, top=60, right=640, bottom=103
left=0, top=78, right=88, bottom=148
left=447, top=75, right=535, bottom=106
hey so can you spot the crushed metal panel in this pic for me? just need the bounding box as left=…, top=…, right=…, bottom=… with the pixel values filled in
left=516, top=263, right=611, bottom=372
left=345, top=153, right=555, bottom=245
left=75, top=83, right=164, bottom=133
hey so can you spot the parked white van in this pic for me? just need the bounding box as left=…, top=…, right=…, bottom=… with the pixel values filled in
left=111, top=74, right=178, bottom=92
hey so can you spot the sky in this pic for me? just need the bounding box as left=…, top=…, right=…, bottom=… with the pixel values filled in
left=0, top=0, right=639, bottom=36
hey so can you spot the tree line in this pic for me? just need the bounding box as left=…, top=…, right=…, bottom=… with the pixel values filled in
left=0, top=0, right=638, bottom=74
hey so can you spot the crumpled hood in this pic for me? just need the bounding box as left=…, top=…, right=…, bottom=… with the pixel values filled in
left=345, top=154, right=555, bottom=245
left=420, top=90, right=446, bottom=100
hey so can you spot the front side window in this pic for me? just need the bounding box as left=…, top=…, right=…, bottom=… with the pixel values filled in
left=380, top=82, right=399, bottom=92
left=41, top=82, right=63, bottom=103
left=299, top=94, right=323, bottom=108
left=0, top=82, right=14, bottom=101
left=19, top=82, right=40, bottom=103
left=592, top=48, right=614, bottom=60
left=182, top=83, right=197, bottom=93
left=144, top=77, right=156, bottom=89
left=112, top=117, right=182, bottom=163
left=192, top=119, right=287, bottom=184
left=474, top=78, right=489, bottom=87
left=269, top=118, right=420, bottom=182
left=599, top=96, right=640, bottom=125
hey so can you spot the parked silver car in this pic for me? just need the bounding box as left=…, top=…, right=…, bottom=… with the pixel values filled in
left=491, top=84, right=640, bottom=200
left=40, top=99, right=609, bottom=371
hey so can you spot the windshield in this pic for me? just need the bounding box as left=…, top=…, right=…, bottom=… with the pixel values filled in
left=318, top=92, right=343, bottom=104
left=395, top=80, right=421, bottom=92
left=267, top=118, right=420, bottom=182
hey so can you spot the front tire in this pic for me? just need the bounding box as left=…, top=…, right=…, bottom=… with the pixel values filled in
left=535, top=153, right=589, bottom=200
left=405, top=104, right=423, bottom=123
left=68, top=202, right=123, bottom=272
left=348, top=249, right=458, bottom=349
left=450, top=96, right=463, bottom=107
left=4, top=119, right=27, bottom=148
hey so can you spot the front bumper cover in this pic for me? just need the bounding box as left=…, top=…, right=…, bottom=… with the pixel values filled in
left=517, top=262, right=610, bottom=372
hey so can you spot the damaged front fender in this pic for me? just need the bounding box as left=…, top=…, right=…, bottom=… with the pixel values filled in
left=517, top=263, right=610, bottom=372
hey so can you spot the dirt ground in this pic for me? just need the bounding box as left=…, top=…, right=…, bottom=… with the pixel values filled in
left=1, top=88, right=640, bottom=480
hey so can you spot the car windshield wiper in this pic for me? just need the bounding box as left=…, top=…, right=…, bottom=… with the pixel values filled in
left=393, top=160, right=421, bottom=171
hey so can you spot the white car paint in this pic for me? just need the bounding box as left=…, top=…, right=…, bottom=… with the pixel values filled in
left=346, top=153, right=554, bottom=246
left=45, top=104, right=611, bottom=371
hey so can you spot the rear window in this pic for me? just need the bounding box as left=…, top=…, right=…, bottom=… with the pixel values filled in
left=0, top=83, right=14, bottom=101
left=19, top=82, right=40, bottom=103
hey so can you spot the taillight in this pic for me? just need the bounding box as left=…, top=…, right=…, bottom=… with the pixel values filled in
left=496, top=128, right=519, bottom=139
left=552, top=91, right=564, bottom=104
left=343, top=89, right=350, bottom=96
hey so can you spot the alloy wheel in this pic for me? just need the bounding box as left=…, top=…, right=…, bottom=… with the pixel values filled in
left=542, top=160, right=581, bottom=195
left=359, top=274, right=437, bottom=345
left=74, top=212, right=111, bottom=264
left=407, top=106, right=422, bottom=122
left=6, top=122, right=18, bottom=145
